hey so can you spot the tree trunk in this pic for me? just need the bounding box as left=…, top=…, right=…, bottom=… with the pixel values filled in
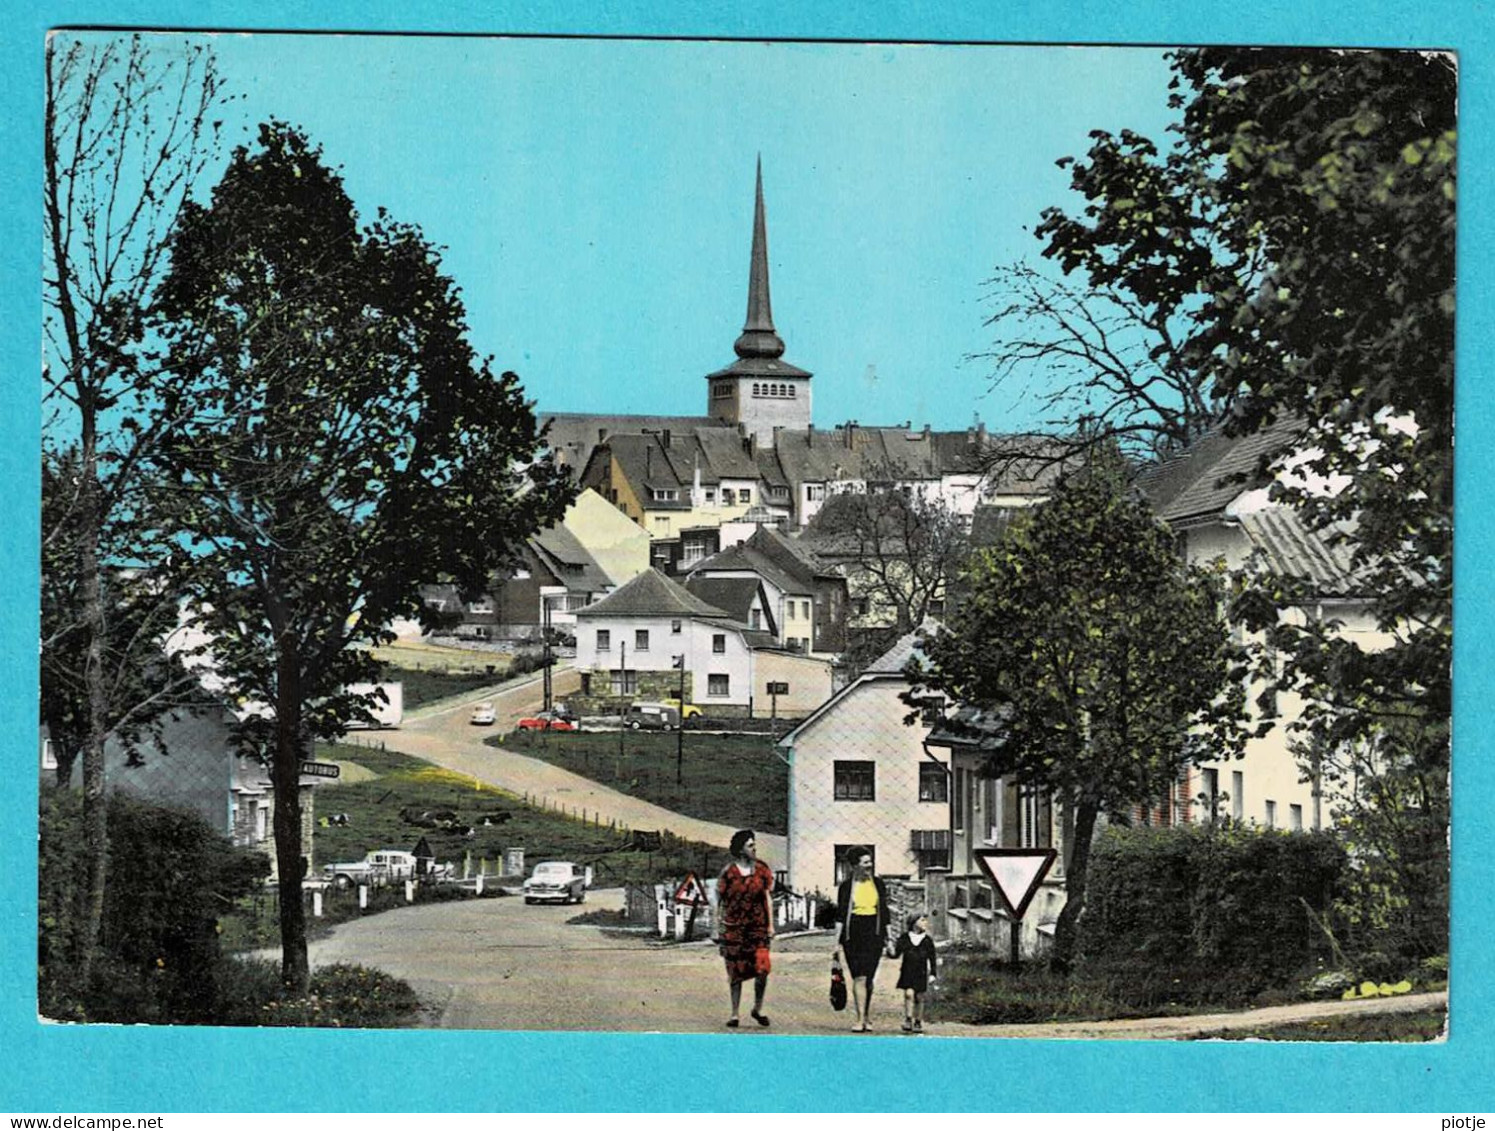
left=271, top=644, right=310, bottom=993
left=1051, top=796, right=1100, bottom=973
left=77, top=423, right=110, bottom=987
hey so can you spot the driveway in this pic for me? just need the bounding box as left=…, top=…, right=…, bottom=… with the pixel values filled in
left=359, top=669, right=785, bottom=860
left=307, top=892, right=1447, bottom=1039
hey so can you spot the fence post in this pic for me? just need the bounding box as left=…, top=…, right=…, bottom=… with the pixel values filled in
left=476, top=873, right=485, bottom=895
left=358, top=884, right=368, bottom=910
left=405, top=880, right=415, bottom=903
left=312, top=890, right=323, bottom=918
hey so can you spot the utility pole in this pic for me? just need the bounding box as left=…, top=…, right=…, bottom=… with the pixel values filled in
left=542, top=595, right=553, bottom=712
left=674, top=654, right=686, bottom=785
left=618, top=639, right=627, bottom=762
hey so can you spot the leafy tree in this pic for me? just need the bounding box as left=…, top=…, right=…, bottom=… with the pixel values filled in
left=1023, top=49, right=1453, bottom=953
left=908, top=460, right=1252, bottom=969
left=151, top=122, right=575, bottom=989
left=41, top=33, right=230, bottom=980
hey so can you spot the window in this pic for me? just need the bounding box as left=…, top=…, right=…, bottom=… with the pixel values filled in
left=749, top=609, right=761, bottom=629
left=682, top=539, right=706, bottom=565
left=580, top=673, right=592, bottom=695
left=712, top=633, right=726, bottom=654
left=852, top=597, right=870, bottom=617
left=806, top=484, right=826, bottom=502
left=1021, top=787, right=1053, bottom=848
left=671, top=619, right=682, bottom=635
left=789, top=384, right=797, bottom=397
left=609, top=670, right=638, bottom=696
left=739, top=488, right=752, bottom=504
left=1202, top=767, right=1220, bottom=823
left=713, top=382, right=733, bottom=399
left=596, top=629, right=611, bottom=652
left=653, top=517, right=670, bottom=533
left=707, top=673, right=730, bottom=697
left=769, top=485, right=789, bottom=501
left=786, top=602, right=796, bottom=620
left=834, top=761, right=875, bottom=801
left=753, top=383, right=761, bottom=396
left=1289, top=803, right=1304, bottom=832
left=919, top=761, right=948, bottom=802
left=834, top=845, right=875, bottom=885
left=635, top=629, right=650, bottom=652
left=1231, top=771, right=1244, bottom=823
left=722, top=489, right=735, bottom=505
left=651, top=488, right=679, bottom=502
left=41, top=738, right=57, bottom=772
left=918, top=696, right=946, bottom=725
left=801, top=600, right=811, bottom=619
left=704, top=489, right=716, bottom=503
left=1265, top=799, right=1278, bottom=829
left=467, top=599, right=493, bottom=615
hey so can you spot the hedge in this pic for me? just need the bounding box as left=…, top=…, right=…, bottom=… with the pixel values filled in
left=1078, top=823, right=1346, bottom=1007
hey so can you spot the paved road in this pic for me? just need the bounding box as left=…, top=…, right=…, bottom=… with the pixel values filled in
left=306, top=890, right=1447, bottom=1039
left=357, top=670, right=786, bottom=860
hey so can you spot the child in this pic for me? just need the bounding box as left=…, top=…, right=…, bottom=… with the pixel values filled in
left=893, top=912, right=938, bottom=1032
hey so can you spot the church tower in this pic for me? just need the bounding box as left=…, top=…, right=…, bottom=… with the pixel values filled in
left=705, top=158, right=812, bottom=448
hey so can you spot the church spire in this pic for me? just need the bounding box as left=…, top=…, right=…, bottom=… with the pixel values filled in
left=733, top=156, right=786, bottom=360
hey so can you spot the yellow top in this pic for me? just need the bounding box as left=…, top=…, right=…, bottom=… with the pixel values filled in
left=851, top=878, right=879, bottom=916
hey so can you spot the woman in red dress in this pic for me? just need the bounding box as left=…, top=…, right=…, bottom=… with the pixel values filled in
left=714, top=828, right=776, bottom=1028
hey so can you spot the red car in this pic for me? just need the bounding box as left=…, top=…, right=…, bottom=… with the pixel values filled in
left=516, top=711, right=576, bottom=732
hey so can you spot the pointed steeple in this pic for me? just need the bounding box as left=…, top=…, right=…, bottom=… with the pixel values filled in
left=734, top=156, right=787, bottom=360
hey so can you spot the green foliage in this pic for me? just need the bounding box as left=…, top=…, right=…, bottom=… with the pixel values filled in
left=914, top=458, right=1250, bottom=810
left=1080, top=823, right=1346, bottom=1006
left=39, top=789, right=270, bottom=1023
left=216, top=960, right=421, bottom=1028
left=379, top=664, right=500, bottom=710
left=149, top=121, right=575, bottom=984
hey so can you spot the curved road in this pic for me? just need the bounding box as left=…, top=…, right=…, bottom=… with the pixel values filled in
left=307, top=890, right=1446, bottom=1038
left=359, top=670, right=785, bottom=860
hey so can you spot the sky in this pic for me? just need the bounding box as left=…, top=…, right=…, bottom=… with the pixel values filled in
left=94, top=32, right=1183, bottom=434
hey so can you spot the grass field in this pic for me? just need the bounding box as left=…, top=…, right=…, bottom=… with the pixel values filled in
left=380, top=664, right=501, bottom=709
left=490, top=728, right=789, bottom=835
left=308, top=742, right=733, bottom=890
left=372, top=639, right=515, bottom=673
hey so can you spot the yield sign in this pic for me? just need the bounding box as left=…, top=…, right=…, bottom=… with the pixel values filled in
left=673, top=872, right=710, bottom=906
left=973, top=848, right=1058, bottom=921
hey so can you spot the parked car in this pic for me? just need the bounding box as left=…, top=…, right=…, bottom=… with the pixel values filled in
left=322, top=849, right=453, bottom=889
left=522, top=861, right=591, bottom=904
left=660, top=697, right=704, bottom=724
left=470, top=701, right=496, bottom=726
left=625, top=701, right=681, bottom=731
left=517, top=711, right=575, bottom=731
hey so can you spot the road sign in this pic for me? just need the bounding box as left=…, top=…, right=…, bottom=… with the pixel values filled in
left=766, top=682, right=789, bottom=696
left=972, top=847, right=1058, bottom=921
left=299, top=761, right=341, bottom=779
left=673, top=872, right=710, bottom=906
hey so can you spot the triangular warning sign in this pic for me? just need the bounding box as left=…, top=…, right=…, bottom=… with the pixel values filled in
left=673, top=872, right=709, bottom=906
left=973, top=848, right=1058, bottom=921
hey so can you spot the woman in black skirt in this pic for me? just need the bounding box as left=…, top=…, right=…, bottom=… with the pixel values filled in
left=832, top=847, right=889, bottom=1032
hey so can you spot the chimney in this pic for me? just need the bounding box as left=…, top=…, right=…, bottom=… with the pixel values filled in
left=598, top=427, right=608, bottom=442
left=743, top=435, right=753, bottom=455
left=662, top=428, right=672, bottom=448
left=646, top=445, right=653, bottom=478
left=978, top=422, right=988, bottom=443
left=922, top=424, right=932, bottom=440
left=807, top=424, right=815, bottom=442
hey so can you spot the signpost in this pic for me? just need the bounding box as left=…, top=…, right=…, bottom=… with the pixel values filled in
left=972, top=847, right=1058, bottom=966
left=299, top=761, right=341, bottom=779
left=673, top=872, right=710, bottom=942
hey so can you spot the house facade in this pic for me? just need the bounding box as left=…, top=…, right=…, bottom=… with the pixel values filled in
left=779, top=627, right=952, bottom=897
left=571, top=567, right=831, bottom=717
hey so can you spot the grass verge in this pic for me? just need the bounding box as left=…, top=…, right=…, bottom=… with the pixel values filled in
left=308, top=741, right=733, bottom=888
left=1189, top=1008, right=1447, bottom=1042
left=220, top=960, right=422, bottom=1027
left=488, top=728, right=787, bottom=835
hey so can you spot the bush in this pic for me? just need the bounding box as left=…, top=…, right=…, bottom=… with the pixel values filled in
left=1078, top=823, right=1346, bottom=1007
left=217, top=960, right=421, bottom=1027
left=40, top=789, right=270, bottom=1023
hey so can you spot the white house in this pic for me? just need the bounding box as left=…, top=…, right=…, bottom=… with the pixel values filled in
left=778, top=625, right=951, bottom=895
left=572, top=568, right=831, bottom=717
left=1137, top=423, right=1394, bottom=831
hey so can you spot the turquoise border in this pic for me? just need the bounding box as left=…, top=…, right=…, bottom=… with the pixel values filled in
left=3, top=2, right=1487, bottom=1113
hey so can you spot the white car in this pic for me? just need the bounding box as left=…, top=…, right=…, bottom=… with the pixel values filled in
left=470, top=701, right=496, bottom=726
left=522, top=861, right=591, bottom=904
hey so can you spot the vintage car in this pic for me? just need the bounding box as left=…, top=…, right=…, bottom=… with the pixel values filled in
left=522, top=860, right=591, bottom=904
left=625, top=702, right=680, bottom=730
left=469, top=701, right=497, bottom=726
left=516, top=710, right=575, bottom=731
left=322, top=849, right=453, bottom=889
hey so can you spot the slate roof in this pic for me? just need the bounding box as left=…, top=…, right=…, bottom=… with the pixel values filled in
left=689, top=542, right=808, bottom=597
left=539, top=412, right=718, bottom=476
left=574, top=567, right=737, bottom=621
left=684, top=576, right=766, bottom=625
left=1238, top=508, right=1365, bottom=596
left=531, top=525, right=612, bottom=594
left=863, top=619, right=938, bottom=675
left=1135, top=418, right=1306, bottom=524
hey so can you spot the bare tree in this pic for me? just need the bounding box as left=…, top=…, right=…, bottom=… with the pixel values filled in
left=973, top=261, right=1236, bottom=470
left=41, top=32, right=229, bottom=980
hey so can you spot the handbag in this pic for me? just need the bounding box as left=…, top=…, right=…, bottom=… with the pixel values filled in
left=829, top=962, right=848, bottom=1011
